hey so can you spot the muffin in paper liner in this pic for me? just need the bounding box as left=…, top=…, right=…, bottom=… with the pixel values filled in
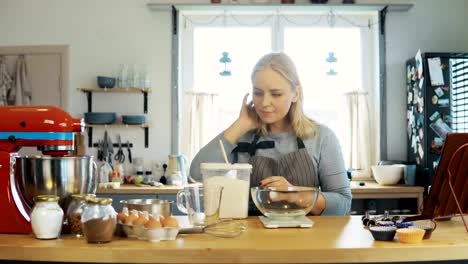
left=369, top=226, right=397, bottom=241
left=397, top=228, right=425, bottom=243
left=409, top=220, right=437, bottom=239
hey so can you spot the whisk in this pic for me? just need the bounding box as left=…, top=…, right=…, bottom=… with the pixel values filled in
left=179, top=220, right=246, bottom=238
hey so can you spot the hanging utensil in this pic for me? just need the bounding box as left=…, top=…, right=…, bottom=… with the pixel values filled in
left=103, top=131, right=108, bottom=162
left=107, top=133, right=114, bottom=167
left=126, top=140, right=132, bottom=163
left=179, top=220, right=246, bottom=238
left=114, top=134, right=125, bottom=163
left=97, top=139, right=103, bottom=161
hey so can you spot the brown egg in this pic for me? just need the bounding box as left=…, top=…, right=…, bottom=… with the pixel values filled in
left=161, top=216, right=179, bottom=228
left=117, top=212, right=127, bottom=223
left=133, top=213, right=149, bottom=226
left=124, top=212, right=138, bottom=225
left=144, top=216, right=162, bottom=229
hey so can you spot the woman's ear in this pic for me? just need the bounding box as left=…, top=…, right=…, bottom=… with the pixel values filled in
left=291, top=86, right=300, bottom=103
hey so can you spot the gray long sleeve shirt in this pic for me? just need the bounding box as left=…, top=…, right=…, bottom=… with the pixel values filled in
left=189, top=125, right=352, bottom=216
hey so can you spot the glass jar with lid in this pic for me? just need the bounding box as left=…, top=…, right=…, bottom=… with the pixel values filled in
left=81, top=197, right=116, bottom=243
left=66, top=194, right=95, bottom=237
left=30, top=195, right=64, bottom=240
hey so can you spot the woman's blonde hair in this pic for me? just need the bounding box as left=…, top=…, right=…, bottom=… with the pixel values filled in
left=251, top=52, right=319, bottom=139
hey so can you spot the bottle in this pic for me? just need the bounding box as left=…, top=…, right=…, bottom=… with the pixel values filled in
left=160, top=163, right=168, bottom=184
left=66, top=194, right=95, bottom=237
left=81, top=197, right=117, bottom=243
left=30, top=195, right=64, bottom=240
left=145, top=170, right=154, bottom=183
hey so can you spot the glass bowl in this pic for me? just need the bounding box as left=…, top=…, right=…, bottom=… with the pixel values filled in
left=250, top=186, right=320, bottom=219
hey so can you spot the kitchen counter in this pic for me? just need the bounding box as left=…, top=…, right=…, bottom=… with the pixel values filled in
left=98, top=181, right=423, bottom=196
left=1, top=216, right=467, bottom=263
left=96, top=183, right=202, bottom=194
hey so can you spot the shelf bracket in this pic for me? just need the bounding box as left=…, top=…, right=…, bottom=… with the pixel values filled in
left=86, top=92, right=92, bottom=112
left=143, top=91, right=148, bottom=114
left=145, top=127, right=149, bottom=148
left=87, top=127, right=93, bottom=147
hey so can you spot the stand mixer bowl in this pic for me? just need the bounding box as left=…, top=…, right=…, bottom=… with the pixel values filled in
left=15, top=155, right=97, bottom=211
left=251, top=186, right=320, bottom=220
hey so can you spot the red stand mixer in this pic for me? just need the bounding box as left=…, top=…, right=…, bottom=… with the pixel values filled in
left=0, top=106, right=83, bottom=233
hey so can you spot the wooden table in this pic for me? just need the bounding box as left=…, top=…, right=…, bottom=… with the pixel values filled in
left=0, top=216, right=467, bottom=263
left=350, top=181, right=425, bottom=213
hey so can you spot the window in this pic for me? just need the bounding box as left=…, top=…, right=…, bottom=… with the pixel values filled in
left=177, top=10, right=380, bottom=174
left=451, top=58, right=468, bottom=132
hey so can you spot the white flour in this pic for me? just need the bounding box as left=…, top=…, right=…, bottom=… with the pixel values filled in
left=204, top=176, right=249, bottom=219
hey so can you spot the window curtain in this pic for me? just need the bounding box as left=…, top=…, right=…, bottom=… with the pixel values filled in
left=344, top=91, right=373, bottom=179
left=11, top=55, right=32, bottom=106
left=181, top=93, right=218, bottom=161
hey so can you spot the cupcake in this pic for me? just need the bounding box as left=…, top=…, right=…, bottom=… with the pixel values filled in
left=397, top=228, right=425, bottom=243
left=410, top=220, right=437, bottom=239
left=369, top=226, right=397, bottom=241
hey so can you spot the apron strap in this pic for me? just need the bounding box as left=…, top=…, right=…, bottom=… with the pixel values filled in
left=297, top=137, right=306, bottom=149
left=232, top=134, right=275, bottom=157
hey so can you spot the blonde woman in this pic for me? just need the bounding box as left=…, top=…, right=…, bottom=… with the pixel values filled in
left=190, top=52, right=351, bottom=215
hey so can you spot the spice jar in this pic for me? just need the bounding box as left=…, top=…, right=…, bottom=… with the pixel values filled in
left=81, top=197, right=116, bottom=243
left=30, top=195, right=64, bottom=240
left=66, top=194, right=95, bottom=237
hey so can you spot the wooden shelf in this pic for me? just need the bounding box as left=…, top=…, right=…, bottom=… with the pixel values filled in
left=79, top=88, right=151, bottom=148
left=78, top=87, right=151, bottom=93
left=85, top=124, right=149, bottom=128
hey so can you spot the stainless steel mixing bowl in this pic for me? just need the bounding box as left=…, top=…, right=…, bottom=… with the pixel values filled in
left=14, top=155, right=97, bottom=209
left=120, top=199, right=173, bottom=217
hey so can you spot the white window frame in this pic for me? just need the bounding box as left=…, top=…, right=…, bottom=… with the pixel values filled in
left=175, top=9, right=381, bottom=178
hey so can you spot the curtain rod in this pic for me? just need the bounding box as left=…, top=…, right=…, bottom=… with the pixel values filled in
left=344, top=91, right=368, bottom=95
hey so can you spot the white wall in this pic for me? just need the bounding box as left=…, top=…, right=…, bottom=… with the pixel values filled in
left=385, top=0, right=468, bottom=160
left=1, top=0, right=467, bottom=164
left=0, top=0, right=173, bottom=164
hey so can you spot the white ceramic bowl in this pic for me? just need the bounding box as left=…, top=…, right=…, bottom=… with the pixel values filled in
left=371, top=165, right=403, bottom=185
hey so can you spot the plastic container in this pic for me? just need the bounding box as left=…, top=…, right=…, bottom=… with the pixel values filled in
left=201, top=163, right=252, bottom=219
left=81, top=198, right=117, bottom=243
left=30, top=195, right=63, bottom=240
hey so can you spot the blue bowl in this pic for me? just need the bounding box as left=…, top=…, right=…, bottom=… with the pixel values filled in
left=97, top=76, right=116, bottom=89
left=84, top=112, right=116, bottom=124
left=122, top=115, right=145, bottom=125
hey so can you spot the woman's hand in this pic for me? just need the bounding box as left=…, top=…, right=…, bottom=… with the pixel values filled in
left=237, top=93, right=257, bottom=132
left=223, top=93, right=257, bottom=144
left=259, top=176, right=292, bottom=189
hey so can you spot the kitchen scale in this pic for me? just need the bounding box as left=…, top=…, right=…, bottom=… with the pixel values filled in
left=258, top=213, right=314, bottom=229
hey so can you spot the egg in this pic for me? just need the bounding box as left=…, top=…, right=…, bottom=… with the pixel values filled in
left=117, top=212, right=127, bottom=223
left=133, top=214, right=149, bottom=226
left=161, top=216, right=179, bottom=228
left=124, top=212, right=138, bottom=225
left=144, top=216, right=162, bottom=229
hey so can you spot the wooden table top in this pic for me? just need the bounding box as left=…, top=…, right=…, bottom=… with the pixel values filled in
left=1, top=216, right=467, bottom=263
